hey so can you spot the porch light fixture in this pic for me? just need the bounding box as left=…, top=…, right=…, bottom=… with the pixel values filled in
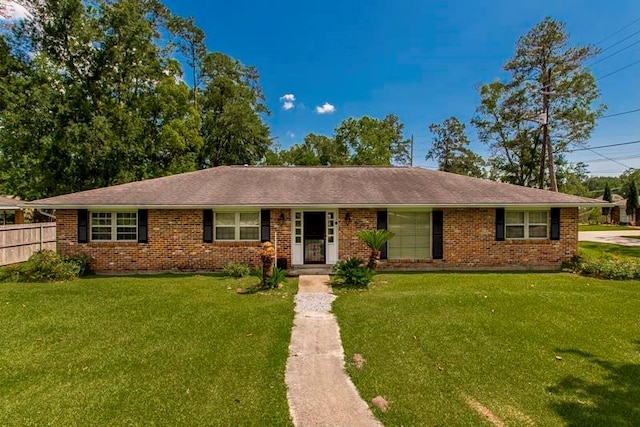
left=344, top=212, right=351, bottom=225
left=278, top=211, right=286, bottom=224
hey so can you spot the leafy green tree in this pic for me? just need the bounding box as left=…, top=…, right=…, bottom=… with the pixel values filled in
left=473, top=17, right=604, bottom=190
left=427, top=117, right=484, bottom=177
left=0, top=0, right=203, bottom=199
left=626, top=179, right=639, bottom=225
left=557, top=161, right=590, bottom=197
left=169, top=15, right=206, bottom=106
left=271, top=134, right=348, bottom=166
left=473, top=81, right=543, bottom=187
left=197, top=52, right=271, bottom=167
left=334, top=114, right=410, bottom=166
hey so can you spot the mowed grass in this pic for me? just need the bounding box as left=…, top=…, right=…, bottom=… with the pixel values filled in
left=0, top=275, right=296, bottom=426
left=578, top=224, right=637, bottom=231
left=579, top=241, right=640, bottom=258
left=334, top=273, right=640, bottom=426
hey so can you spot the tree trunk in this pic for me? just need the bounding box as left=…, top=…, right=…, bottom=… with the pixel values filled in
left=367, top=250, right=380, bottom=270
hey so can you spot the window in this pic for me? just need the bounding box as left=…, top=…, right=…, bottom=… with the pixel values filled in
left=214, top=211, right=260, bottom=241
left=90, top=212, right=137, bottom=241
left=0, top=210, right=16, bottom=225
left=387, top=211, right=431, bottom=259
left=506, top=210, right=548, bottom=239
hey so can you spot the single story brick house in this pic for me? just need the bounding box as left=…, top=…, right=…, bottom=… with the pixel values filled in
left=28, top=166, right=605, bottom=272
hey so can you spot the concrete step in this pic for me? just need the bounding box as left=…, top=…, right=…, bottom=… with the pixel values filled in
left=288, top=264, right=334, bottom=276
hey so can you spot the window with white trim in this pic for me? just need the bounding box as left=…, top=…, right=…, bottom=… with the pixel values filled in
left=387, top=211, right=431, bottom=259
left=506, top=210, right=548, bottom=239
left=214, top=211, right=260, bottom=241
left=90, top=212, right=137, bottom=241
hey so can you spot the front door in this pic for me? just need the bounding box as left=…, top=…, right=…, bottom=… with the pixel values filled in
left=304, top=212, right=325, bottom=264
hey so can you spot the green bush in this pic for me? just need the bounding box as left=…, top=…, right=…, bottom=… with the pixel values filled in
left=222, top=262, right=251, bottom=278
left=332, top=258, right=373, bottom=288
left=0, top=250, right=87, bottom=283
left=265, top=266, right=287, bottom=289
left=564, top=255, right=640, bottom=280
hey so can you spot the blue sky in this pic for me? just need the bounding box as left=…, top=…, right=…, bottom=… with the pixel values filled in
left=169, top=1, right=637, bottom=175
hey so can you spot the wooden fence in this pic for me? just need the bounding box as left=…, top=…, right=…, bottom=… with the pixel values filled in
left=0, top=223, right=56, bottom=266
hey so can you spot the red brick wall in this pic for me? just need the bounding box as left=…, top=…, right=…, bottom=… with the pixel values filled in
left=376, top=207, right=578, bottom=270
left=337, top=208, right=380, bottom=261
left=57, top=209, right=275, bottom=272
left=57, top=207, right=578, bottom=272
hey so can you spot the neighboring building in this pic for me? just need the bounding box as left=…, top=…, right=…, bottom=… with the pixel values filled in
left=28, top=166, right=605, bottom=273
left=0, top=196, right=23, bottom=225
left=597, top=194, right=635, bottom=224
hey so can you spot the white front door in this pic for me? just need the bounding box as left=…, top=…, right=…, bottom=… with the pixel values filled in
left=326, top=210, right=338, bottom=264
left=292, top=211, right=304, bottom=265
left=291, top=210, right=339, bottom=265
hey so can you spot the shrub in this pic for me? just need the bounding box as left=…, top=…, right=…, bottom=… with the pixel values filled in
left=332, top=258, right=373, bottom=288
left=0, top=250, right=85, bottom=283
left=356, top=229, right=395, bottom=270
left=564, top=254, right=640, bottom=281
left=265, top=266, right=287, bottom=289
left=222, top=262, right=251, bottom=278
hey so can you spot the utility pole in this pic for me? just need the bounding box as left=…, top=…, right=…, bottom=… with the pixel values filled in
left=410, top=134, right=414, bottom=166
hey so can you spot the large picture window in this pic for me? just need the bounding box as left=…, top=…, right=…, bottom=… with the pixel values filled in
left=387, top=211, right=431, bottom=259
left=90, top=212, right=137, bottom=241
left=214, top=211, right=260, bottom=241
left=506, top=210, right=548, bottom=239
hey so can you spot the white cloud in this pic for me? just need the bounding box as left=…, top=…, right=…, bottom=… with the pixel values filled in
left=279, top=93, right=296, bottom=110
left=286, top=131, right=295, bottom=139
left=3, top=1, right=31, bottom=20
left=316, top=102, right=336, bottom=114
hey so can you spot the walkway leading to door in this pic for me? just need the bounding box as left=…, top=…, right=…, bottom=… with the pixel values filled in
left=285, top=275, right=382, bottom=427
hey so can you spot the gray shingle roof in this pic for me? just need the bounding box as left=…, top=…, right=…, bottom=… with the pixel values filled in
left=28, top=166, right=606, bottom=208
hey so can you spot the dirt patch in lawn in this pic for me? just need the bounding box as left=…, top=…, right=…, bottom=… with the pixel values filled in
left=462, top=394, right=505, bottom=427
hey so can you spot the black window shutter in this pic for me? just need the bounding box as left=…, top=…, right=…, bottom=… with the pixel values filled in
left=261, top=210, right=271, bottom=242
left=432, top=210, right=444, bottom=259
left=138, top=209, right=148, bottom=243
left=203, top=210, right=213, bottom=243
left=77, top=209, right=88, bottom=243
left=495, top=208, right=505, bottom=241
left=550, top=208, right=561, bottom=240
left=377, top=210, right=388, bottom=260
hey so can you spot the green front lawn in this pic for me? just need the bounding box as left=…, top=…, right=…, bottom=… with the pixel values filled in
left=0, top=275, right=295, bottom=425
left=579, top=241, right=640, bottom=258
left=578, top=224, right=637, bottom=231
left=334, top=273, right=640, bottom=425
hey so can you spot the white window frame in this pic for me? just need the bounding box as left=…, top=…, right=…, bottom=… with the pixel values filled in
left=90, top=211, right=138, bottom=242
left=505, top=210, right=549, bottom=240
left=387, top=210, right=432, bottom=260
left=214, top=211, right=261, bottom=242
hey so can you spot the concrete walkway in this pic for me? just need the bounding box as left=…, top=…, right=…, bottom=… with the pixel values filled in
left=285, top=275, right=382, bottom=427
left=579, top=230, right=640, bottom=246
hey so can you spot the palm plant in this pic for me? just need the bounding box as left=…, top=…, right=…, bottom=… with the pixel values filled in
left=356, top=229, right=395, bottom=270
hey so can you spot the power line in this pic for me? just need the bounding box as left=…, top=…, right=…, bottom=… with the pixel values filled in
left=596, top=58, right=640, bottom=80
left=580, top=155, right=640, bottom=163
left=570, top=139, right=640, bottom=152
left=590, top=39, right=640, bottom=66
left=595, top=16, right=640, bottom=46
left=600, top=108, right=640, bottom=118
left=599, top=28, right=640, bottom=53
left=582, top=148, right=632, bottom=169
